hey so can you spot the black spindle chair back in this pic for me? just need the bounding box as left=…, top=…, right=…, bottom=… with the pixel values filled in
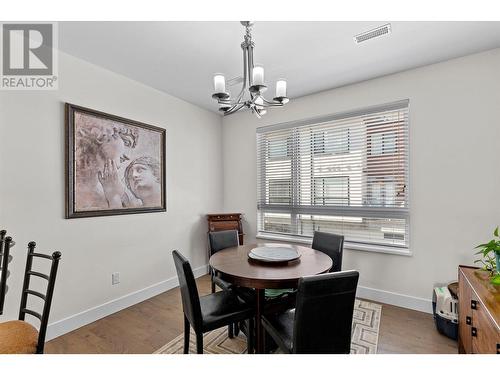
left=0, top=231, right=14, bottom=315
left=0, top=230, right=4, bottom=267
left=18, top=241, right=61, bottom=354
left=0, top=230, right=14, bottom=315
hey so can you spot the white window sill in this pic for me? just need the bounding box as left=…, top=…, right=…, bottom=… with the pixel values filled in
left=256, top=233, right=412, bottom=257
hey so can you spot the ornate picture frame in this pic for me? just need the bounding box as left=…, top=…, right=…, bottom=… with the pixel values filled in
left=65, top=103, right=166, bottom=218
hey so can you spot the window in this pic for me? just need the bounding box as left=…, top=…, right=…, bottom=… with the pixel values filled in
left=269, top=179, right=292, bottom=204
left=263, top=213, right=292, bottom=234
left=257, top=100, right=410, bottom=252
left=313, top=129, right=350, bottom=155
left=367, top=177, right=396, bottom=207
left=267, top=136, right=291, bottom=159
left=370, top=131, right=397, bottom=155
left=313, top=177, right=349, bottom=206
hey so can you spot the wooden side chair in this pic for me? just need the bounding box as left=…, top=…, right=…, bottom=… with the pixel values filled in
left=262, top=270, right=359, bottom=354
left=0, top=241, right=61, bottom=354
left=172, top=250, right=254, bottom=354
left=0, top=230, right=14, bottom=315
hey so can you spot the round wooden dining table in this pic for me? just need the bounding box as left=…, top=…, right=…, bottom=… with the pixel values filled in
left=209, top=243, right=333, bottom=353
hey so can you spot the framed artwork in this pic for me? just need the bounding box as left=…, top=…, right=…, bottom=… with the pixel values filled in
left=65, top=103, right=166, bottom=218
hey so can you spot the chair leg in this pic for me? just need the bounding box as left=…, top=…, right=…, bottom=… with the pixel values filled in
left=262, top=323, right=266, bottom=354
left=228, top=324, right=234, bottom=338
left=183, top=316, right=190, bottom=354
left=247, top=318, right=254, bottom=354
left=234, top=322, right=240, bottom=337
left=210, top=268, right=216, bottom=293
left=196, top=332, right=203, bottom=354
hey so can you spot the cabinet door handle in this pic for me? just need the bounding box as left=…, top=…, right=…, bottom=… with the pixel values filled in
left=471, top=327, right=477, bottom=337
left=465, top=316, right=472, bottom=325
left=471, top=300, right=477, bottom=310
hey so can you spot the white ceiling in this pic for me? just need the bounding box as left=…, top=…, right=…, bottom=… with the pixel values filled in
left=59, top=21, right=500, bottom=113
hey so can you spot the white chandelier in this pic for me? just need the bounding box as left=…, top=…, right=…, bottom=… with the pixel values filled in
left=211, top=21, right=289, bottom=118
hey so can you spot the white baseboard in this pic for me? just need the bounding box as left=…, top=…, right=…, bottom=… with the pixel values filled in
left=47, top=266, right=432, bottom=341
left=357, top=285, right=433, bottom=314
left=46, top=265, right=209, bottom=341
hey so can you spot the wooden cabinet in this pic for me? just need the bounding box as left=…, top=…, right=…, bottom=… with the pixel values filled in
left=458, top=269, right=472, bottom=353
left=206, top=213, right=244, bottom=245
left=458, top=266, right=500, bottom=354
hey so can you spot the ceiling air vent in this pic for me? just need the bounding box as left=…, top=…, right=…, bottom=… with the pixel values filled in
left=354, top=23, right=391, bottom=44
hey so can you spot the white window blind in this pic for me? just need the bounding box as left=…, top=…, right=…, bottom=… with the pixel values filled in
left=256, top=100, right=410, bottom=251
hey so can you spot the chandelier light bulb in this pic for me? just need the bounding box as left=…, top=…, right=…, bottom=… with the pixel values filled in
left=252, top=66, right=264, bottom=86
left=213, top=74, right=226, bottom=94
left=276, top=80, right=287, bottom=98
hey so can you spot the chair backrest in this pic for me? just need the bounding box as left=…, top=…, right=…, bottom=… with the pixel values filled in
left=208, top=230, right=239, bottom=255
left=292, top=270, right=359, bottom=354
left=0, top=230, right=14, bottom=315
left=172, top=250, right=203, bottom=332
left=311, top=231, right=344, bottom=272
left=18, top=241, right=61, bottom=354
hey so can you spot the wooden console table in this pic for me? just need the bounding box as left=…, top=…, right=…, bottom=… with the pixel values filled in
left=206, top=213, right=244, bottom=245
left=458, top=265, right=500, bottom=354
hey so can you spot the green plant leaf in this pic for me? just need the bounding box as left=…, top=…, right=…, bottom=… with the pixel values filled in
left=473, top=229, right=500, bottom=267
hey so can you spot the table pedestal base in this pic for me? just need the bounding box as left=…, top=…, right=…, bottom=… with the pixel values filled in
left=255, top=288, right=265, bottom=354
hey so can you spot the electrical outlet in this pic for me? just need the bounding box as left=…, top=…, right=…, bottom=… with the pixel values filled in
left=112, top=272, right=120, bottom=285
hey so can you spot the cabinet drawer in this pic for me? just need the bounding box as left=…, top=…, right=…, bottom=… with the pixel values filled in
left=472, top=297, right=500, bottom=354
left=209, top=221, right=239, bottom=231
left=208, top=214, right=240, bottom=221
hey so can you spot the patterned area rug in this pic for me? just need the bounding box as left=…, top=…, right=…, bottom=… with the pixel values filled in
left=154, top=299, right=381, bottom=354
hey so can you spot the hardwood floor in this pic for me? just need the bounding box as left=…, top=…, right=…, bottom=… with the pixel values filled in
left=45, top=275, right=457, bottom=354
left=377, top=302, right=457, bottom=354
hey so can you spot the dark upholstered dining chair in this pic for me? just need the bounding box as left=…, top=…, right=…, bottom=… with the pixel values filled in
left=0, top=230, right=14, bottom=315
left=207, top=230, right=240, bottom=337
left=208, top=230, right=239, bottom=293
left=0, top=241, right=61, bottom=354
left=261, top=270, right=359, bottom=354
left=311, top=231, right=344, bottom=272
left=172, top=250, right=255, bottom=354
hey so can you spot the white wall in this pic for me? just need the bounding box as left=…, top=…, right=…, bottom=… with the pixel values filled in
left=222, top=48, right=500, bottom=312
left=0, top=52, right=223, bottom=337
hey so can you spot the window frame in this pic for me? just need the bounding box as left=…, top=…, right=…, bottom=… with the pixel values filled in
left=256, top=100, right=411, bottom=255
